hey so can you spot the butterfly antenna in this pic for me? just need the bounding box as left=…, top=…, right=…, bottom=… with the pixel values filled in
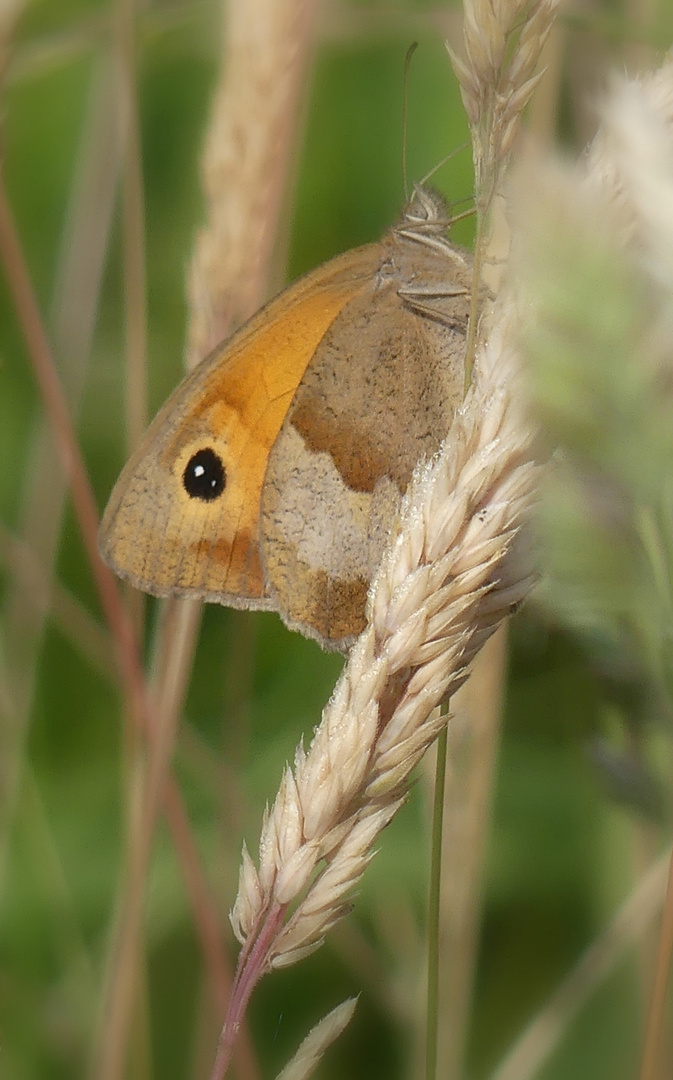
left=402, top=41, right=419, bottom=202
left=450, top=206, right=477, bottom=225
left=446, top=192, right=476, bottom=225
left=451, top=193, right=475, bottom=210
left=419, top=140, right=470, bottom=188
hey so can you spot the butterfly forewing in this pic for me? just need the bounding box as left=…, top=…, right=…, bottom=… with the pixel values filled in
left=99, top=187, right=472, bottom=649
left=98, top=245, right=381, bottom=605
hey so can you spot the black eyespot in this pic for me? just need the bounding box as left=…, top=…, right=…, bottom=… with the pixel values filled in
left=183, top=448, right=226, bottom=501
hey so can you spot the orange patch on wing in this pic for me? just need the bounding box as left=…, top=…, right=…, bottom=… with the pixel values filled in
left=193, top=529, right=264, bottom=594
left=183, top=278, right=368, bottom=596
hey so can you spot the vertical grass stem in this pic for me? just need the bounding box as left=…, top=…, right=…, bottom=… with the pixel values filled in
left=426, top=710, right=449, bottom=1080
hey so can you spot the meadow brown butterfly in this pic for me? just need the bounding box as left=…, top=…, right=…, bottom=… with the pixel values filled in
left=99, top=185, right=472, bottom=651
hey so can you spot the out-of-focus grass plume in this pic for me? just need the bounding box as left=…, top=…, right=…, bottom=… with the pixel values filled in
left=514, top=65, right=673, bottom=813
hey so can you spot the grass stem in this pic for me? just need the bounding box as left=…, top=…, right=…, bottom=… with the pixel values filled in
left=426, top=712, right=449, bottom=1080
left=638, top=846, right=673, bottom=1080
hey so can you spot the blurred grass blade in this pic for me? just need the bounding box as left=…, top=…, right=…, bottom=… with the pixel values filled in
left=0, top=521, right=115, bottom=680
left=490, top=848, right=671, bottom=1080
left=436, top=626, right=507, bottom=1079
left=0, top=54, right=119, bottom=897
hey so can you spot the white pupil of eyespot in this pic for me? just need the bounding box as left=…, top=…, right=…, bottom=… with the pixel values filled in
left=194, top=465, right=205, bottom=477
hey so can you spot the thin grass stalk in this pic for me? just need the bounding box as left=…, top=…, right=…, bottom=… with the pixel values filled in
left=221, top=613, right=257, bottom=771
left=0, top=55, right=119, bottom=897
left=93, top=675, right=189, bottom=1080
left=0, top=180, right=151, bottom=1080
left=638, top=854, right=673, bottom=1080
left=437, top=624, right=508, bottom=1080
left=115, top=0, right=147, bottom=662
left=629, top=813, right=667, bottom=1054
left=0, top=522, right=115, bottom=681
left=115, top=0, right=147, bottom=455
left=93, top=0, right=320, bottom=1060
left=0, top=166, right=233, bottom=1080
left=462, top=211, right=485, bottom=388
left=4, top=3, right=212, bottom=88
left=95, top=589, right=234, bottom=1072
left=424, top=166, right=511, bottom=1080
left=0, top=0, right=22, bottom=81
left=93, top=7, right=152, bottom=1076
left=21, top=766, right=96, bottom=989
left=426, top=719, right=449, bottom=1080
left=94, top=616, right=251, bottom=1075
left=95, top=614, right=199, bottom=1080
left=211, top=902, right=288, bottom=1080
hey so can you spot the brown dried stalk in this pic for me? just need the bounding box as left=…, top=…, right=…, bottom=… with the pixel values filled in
left=0, top=66, right=231, bottom=1080
left=0, top=522, right=115, bottom=681
left=116, top=0, right=148, bottom=456
left=0, top=59, right=119, bottom=896
left=435, top=623, right=508, bottom=1079
left=0, top=167, right=220, bottom=1080
left=0, top=0, right=22, bottom=83
left=186, top=0, right=317, bottom=368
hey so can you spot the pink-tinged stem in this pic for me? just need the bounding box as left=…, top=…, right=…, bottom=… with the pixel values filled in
left=0, top=171, right=245, bottom=1073
left=0, top=172, right=148, bottom=734
left=209, top=902, right=287, bottom=1080
left=161, top=780, right=259, bottom=1080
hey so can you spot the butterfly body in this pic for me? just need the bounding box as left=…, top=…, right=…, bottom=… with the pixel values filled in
left=99, top=186, right=472, bottom=650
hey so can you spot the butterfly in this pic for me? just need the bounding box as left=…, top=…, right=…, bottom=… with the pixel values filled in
left=99, top=185, right=472, bottom=651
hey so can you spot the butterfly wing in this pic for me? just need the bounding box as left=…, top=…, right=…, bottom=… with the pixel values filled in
left=260, top=238, right=472, bottom=649
left=98, top=245, right=380, bottom=606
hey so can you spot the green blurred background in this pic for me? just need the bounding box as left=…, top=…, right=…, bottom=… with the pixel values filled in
left=0, top=1, right=672, bottom=1079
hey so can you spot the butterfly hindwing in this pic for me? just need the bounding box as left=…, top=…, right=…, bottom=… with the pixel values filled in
left=260, top=230, right=471, bottom=648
